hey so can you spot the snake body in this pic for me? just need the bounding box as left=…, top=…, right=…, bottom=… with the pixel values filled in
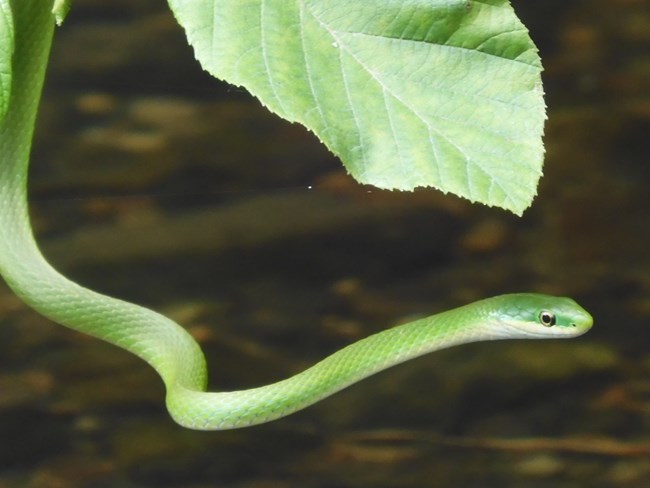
left=0, top=2, right=592, bottom=430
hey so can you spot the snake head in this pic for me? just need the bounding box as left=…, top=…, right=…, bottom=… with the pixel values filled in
left=490, top=293, right=593, bottom=339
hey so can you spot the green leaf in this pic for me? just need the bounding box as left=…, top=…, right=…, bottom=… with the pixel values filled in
left=168, top=0, right=545, bottom=215
left=52, top=0, right=72, bottom=26
left=0, top=0, right=14, bottom=122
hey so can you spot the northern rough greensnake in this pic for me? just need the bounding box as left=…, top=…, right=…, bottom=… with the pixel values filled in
left=0, top=2, right=593, bottom=430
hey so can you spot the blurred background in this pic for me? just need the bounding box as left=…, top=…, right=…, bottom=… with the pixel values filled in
left=0, top=0, right=648, bottom=486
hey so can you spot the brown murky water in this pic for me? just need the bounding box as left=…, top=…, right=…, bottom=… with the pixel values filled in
left=1, top=0, right=649, bottom=486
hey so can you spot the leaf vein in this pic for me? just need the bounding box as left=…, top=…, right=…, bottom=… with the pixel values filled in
left=260, top=0, right=286, bottom=112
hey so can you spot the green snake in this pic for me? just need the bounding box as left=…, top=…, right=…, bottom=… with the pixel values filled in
left=0, top=2, right=593, bottom=430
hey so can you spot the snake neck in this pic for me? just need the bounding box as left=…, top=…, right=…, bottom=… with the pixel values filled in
left=167, top=302, right=495, bottom=430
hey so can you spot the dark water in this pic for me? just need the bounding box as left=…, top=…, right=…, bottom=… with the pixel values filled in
left=1, top=0, right=649, bottom=486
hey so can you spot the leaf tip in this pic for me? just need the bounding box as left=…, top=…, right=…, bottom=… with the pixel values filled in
left=52, top=0, right=71, bottom=26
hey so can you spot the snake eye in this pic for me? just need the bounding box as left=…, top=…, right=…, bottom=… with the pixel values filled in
left=539, top=311, right=556, bottom=327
